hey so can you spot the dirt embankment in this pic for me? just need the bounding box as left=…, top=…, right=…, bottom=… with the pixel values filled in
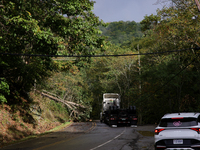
left=0, top=93, right=70, bottom=147
left=0, top=105, right=62, bottom=147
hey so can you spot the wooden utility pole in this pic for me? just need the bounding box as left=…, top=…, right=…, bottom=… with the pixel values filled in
left=138, top=44, right=141, bottom=94
left=137, top=44, right=142, bottom=125
left=195, top=0, right=200, bottom=12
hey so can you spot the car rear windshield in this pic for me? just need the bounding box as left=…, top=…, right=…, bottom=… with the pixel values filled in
left=159, top=118, right=197, bottom=127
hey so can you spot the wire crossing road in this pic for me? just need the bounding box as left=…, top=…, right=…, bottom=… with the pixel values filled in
left=2, top=121, right=139, bottom=150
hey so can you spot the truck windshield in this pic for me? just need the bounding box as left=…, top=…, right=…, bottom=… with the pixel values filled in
left=106, top=100, right=114, bottom=103
left=104, top=95, right=119, bottom=99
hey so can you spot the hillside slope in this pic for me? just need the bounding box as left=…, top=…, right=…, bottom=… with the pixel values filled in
left=0, top=92, right=70, bottom=147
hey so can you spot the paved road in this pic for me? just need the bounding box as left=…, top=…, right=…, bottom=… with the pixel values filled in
left=1, top=121, right=155, bottom=150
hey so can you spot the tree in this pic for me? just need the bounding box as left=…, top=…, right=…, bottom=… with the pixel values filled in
left=100, top=21, right=143, bottom=45
left=0, top=78, right=10, bottom=103
left=136, top=0, right=200, bottom=123
left=0, top=0, right=106, bottom=104
left=41, top=70, right=92, bottom=121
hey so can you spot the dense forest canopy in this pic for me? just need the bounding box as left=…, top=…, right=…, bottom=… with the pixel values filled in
left=1, top=0, right=200, bottom=124
left=0, top=0, right=106, bottom=105
left=99, top=21, right=143, bottom=45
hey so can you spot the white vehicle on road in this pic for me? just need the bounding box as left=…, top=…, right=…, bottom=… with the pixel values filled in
left=155, top=112, right=200, bottom=150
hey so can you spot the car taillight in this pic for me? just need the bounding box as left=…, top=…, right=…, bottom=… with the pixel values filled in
left=110, top=118, right=115, bottom=120
left=155, top=129, right=165, bottom=135
left=191, top=128, right=200, bottom=133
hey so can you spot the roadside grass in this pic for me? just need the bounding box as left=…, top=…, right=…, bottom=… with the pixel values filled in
left=42, top=121, right=72, bottom=134
left=137, top=130, right=154, bottom=137
left=2, top=122, right=72, bottom=147
left=24, top=121, right=72, bottom=138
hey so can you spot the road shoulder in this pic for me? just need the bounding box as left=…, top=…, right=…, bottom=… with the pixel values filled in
left=132, top=125, right=156, bottom=150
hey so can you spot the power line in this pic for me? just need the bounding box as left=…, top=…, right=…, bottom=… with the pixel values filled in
left=1, top=47, right=200, bottom=57
left=141, top=53, right=199, bottom=101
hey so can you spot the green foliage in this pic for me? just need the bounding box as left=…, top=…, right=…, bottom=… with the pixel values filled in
left=40, top=0, right=200, bottom=124
left=4, top=0, right=200, bottom=125
left=0, top=79, right=10, bottom=103
left=100, top=21, right=143, bottom=45
left=140, top=14, right=160, bottom=33
left=0, top=0, right=106, bottom=104
left=41, top=70, right=92, bottom=121
left=86, top=0, right=200, bottom=123
left=83, top=45, right=139, bottom=118
left=135, top=0, right=200, bottom=123
left=48, top=100, right=69, bottom=122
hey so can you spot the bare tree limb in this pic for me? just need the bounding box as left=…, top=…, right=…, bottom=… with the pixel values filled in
left=195, top=0, right=200, bottom=12
left=65, top=101, right=86, bottom=108
left=41, top=91, right=73, bottom=109
left=38, top=90, right=87, bottom=120
left=42, top=90, right=86, bottom=108
left=42, top=90, right=63, bottom=100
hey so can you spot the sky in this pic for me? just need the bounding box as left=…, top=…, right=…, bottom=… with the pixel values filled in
left=92, top=0, right=163, bottom=23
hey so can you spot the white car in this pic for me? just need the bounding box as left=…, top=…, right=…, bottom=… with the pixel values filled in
left=155, top=112, right=200, bottom=150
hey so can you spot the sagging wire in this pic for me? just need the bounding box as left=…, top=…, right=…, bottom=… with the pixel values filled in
left=0, top=47, right=200, bottom=57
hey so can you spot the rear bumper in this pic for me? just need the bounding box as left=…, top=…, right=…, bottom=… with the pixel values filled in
left=109, top=120, right=118, bottom=125
left=130, top=120, right=137, bottom=125
left=117, top=120, right=130, bottom=124
left=117, top=118, right=133, bottom=124
left=155, top=139, right=200, bottom=150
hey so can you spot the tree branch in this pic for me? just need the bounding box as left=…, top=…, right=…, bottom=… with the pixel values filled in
left=195, top=0, right=200, bottom=12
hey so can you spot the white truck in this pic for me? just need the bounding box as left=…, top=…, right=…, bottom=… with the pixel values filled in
left=100, top=93, right=137, bottom=127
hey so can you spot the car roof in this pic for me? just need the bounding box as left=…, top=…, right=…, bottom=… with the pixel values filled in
left=161, top=112, right=200, bottom=119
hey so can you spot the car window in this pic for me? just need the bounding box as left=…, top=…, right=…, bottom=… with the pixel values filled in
left=159, top=118, right=197, bottom=127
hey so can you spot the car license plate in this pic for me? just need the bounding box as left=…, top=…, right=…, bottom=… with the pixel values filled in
left=173, top=139, right=183, bottom=144
left=121, top=118, right=126, bottom=120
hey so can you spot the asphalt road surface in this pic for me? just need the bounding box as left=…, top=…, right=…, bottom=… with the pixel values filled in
left=1, top=121, right=155, bottom=150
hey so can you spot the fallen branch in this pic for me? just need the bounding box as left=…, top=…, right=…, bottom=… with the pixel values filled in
left=42, top=90, right=86, bottom=109
left=36, top=90, right=88, bottom=120
left=41, top=91, right=73, bottom=109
